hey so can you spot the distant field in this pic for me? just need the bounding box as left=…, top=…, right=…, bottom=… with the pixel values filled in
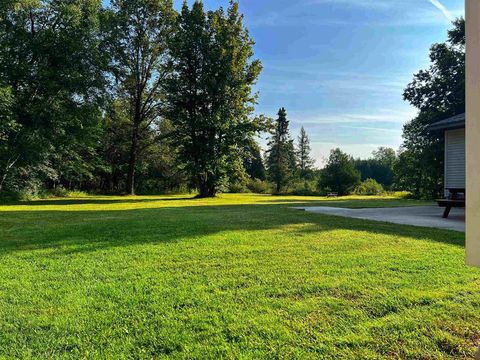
left=0, top=194, right=478, bottom=359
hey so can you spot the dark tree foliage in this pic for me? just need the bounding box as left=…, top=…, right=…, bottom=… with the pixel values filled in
left=319, top=148, right=360, bottom=196
left=266, top=108, right=297, bottom=193
left=165, top=1, right=264, bottom=198
left=105, top=0, right=175, bottom=195
left=0, top=83, right=17, bottom=192
left=397, top=18, right=464, bottom=199
left=353, top=147, right=396, bottom=188
left=0, top=0, right=107, bottom=194
left=0, top=0, right=267, bottom=198
left=243, top=140, right=266, bottom=181
left=296, top=126, right=315, bottom=179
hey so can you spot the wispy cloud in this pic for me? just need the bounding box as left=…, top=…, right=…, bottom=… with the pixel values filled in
left=288, top=108, right=418, bottom=125
left=308, top=0, right=393, bottom=10
left=247, top=0, right=460, bottom=29
left=428, top=0, right=454, bottom=21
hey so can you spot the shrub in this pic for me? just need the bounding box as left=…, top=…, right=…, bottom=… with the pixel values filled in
left=47, top=186, right=69, bottom=198
left=289, top=180, right=319, bottom=196
left=318, top=186, right=332, bottom=197
left=228, top=182, right=249, bottom=193
left=390, top=191, right=413, bottom=199
left=246, top=179, right=270, bottom=194
left=354, top=178, right=384, bottom=196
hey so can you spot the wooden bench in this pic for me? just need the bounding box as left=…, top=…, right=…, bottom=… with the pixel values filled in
left=327, top=192, right=338, bottom=198
left=436, top=188, right=465, bottom=218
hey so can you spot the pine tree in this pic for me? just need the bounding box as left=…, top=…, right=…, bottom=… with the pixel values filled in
left=244, top=140, right=266, bottom=180
left=296, top=126, right=315, bottom=179
left=266, top=108, right=296, bottom=193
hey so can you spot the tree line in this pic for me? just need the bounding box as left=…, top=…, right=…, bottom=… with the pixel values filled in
left=265, top=107, right=396, bottom=197
left=0, top=1, right=464, bottom=199
left=1, top=0, right=268, bottom=198
left=0, top=0, right=374, bottom=199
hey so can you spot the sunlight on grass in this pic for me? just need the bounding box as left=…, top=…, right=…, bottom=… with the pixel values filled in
left=0, top=194, right=477, bottom=358
left=0, top=193, right=432, bottom=212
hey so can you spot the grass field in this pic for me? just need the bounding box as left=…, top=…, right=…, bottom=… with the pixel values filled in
left=0, top=194, right=479, bottom=359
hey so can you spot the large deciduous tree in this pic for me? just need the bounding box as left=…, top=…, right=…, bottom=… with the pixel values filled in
left=266, top=108, right=297, bottom=193
left=166, top=1, right=263, bottom=198
left=396, top=19, right=464, bottom=198
left=0, top=0, right=106, bottom=194
left=106, top=0, right=175, bottom=195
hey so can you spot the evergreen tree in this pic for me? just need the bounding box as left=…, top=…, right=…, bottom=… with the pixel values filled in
left=296, top=126, right=315, bottom=179
left=353, top=147, right=396, bottom=188
left=266, top=108, right=296, bottom=193
left=244, top=140, right=266, bottom=181
left=166, top=1, right=264, bottom=198
left=319, top=148, right=360, bottom=196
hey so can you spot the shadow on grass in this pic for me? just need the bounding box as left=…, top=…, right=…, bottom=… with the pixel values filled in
left=0, top=199, right=465, bottom=257
left=0, top=196, right=196, bottom=206
left=256, top=198, right=433, bottom=208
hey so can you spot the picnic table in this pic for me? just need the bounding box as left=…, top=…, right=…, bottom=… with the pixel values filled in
left=436, top=188, right=465, bottom=218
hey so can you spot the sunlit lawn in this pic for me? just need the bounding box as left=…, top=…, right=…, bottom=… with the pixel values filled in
left=0, top=194, right=479, bottom=359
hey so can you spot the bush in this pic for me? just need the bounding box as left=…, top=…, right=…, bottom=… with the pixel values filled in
left=228, top=182, right=249, bottom=193
left=246, top=179, right=270, bottom=194
left=318, top=186, right=332, bottom=197
left=389, top=191, right=413, bottom=199
left=288, top=180, right=319, bottom=196
left=47, top=186, right=70, bottom=198
left=354, top=178, right=384, bottom=196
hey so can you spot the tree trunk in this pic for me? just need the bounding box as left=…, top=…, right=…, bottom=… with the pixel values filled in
left=0, top=154, right=20, bottom=193
left=0, top=172, right=7, bottom=193
left=126, top=122, right=139, bottom=195
left=196, top=175, right=216, bottom=198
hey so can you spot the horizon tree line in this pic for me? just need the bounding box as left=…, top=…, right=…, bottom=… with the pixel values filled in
left=0, top=1, right=463, bottom=199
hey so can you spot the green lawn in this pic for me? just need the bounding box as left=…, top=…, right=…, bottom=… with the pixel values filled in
left=0, top=194, right=479, bottom=359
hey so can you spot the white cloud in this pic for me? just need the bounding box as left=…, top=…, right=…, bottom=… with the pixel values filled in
left=308, top=0, right=393, bottom=10
left=289, top=109, right=417, bottom=125
left=428, top=0, right=454, bottom=21
left=246, top=0, right=462, bottom=28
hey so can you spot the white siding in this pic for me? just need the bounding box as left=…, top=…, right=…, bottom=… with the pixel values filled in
left=445, top=128, right=465, bottom=189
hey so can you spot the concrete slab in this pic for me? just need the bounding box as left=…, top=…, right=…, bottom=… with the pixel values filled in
left=295, top=206, right=465, bottom=232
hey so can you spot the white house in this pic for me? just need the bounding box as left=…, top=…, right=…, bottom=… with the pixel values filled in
left=429, top=113, right=466, bottom=193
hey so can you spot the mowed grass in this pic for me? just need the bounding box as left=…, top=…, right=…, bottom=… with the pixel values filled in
left=0, top=194, right=479, bottom=359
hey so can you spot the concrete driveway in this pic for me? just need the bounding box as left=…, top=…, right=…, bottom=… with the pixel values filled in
left=295, top=206, right=465, bottom=232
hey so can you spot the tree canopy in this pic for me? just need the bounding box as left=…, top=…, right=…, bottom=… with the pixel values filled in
left=165, top=1, right=264, bottom=197
left=319, top=148, right=360, bottom=196
left=0, top=0, right=267, bottom=198
left=396, top=19, right=464, bottom=199
left=0, top=0, right=107, bottom=194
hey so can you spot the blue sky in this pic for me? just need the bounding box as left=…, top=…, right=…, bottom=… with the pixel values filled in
left=176, top=0, right=464, bottom=164
left=106, top=0, right=465, bottom=164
